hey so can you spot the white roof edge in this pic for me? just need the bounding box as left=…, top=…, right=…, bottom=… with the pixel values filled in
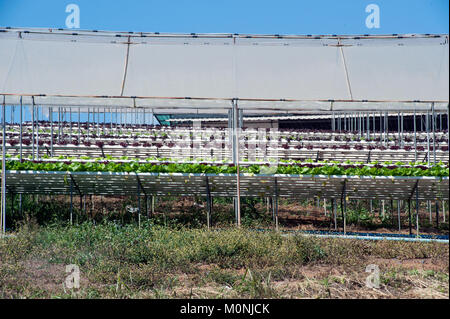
left=0, top=27, right=448, bottom=39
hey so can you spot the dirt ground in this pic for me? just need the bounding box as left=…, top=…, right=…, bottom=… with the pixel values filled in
left=1, top=255, right=448, bottom=299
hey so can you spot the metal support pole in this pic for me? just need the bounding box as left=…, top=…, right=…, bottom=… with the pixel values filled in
left=137, top=178, right=141, bottom=228
left=274, top=178, right=279, bottom=231
left=31, top=98, right=35, bottom=160
left=379, top=111, right=382, bottom=134
left=416, top=185, right=419, bottom=237
left=443, top=200, right=446, bottom=223
left=428, top=200, right=432, bottom=223
left=36, top=105, right=40, bottom=160
left=145, top=195, right=149, bottom=218
left=87, top=108, right=90, bottom=141
left=1, top=96, right=6, bottom=234
left=19, top=97, right=23, bottom=162
left=70, top=178, right=73, bottom=225
left=19, top=194, right=22, bottom=217
left=426, top=111, right=430, bottom=166
left=57, top=106, right=61, bottom=144
left=358, top=112, right=362, bottom=137
left=408, top=200, right=412, bottom=235
left=436, top=201, right=439, bottom=229
left=341, top=180, right=347, bottom=235
left=331, top=112, right=335, bottom=132
left=151, top=196, right=155, bottom=216
left=373, top=112, right=375, bottom=138
left=69, top=107, right=72, bottom=139
left=206, top=176, right=212, bottom=229
left=447, top=104, right=450, bottom=147
left=385, top=111, right=388, bottom=145
left=333, top=198, right=337, bottom=231
left=414, top=110, right=417, bottom=162
left=78, top=107, right=81, bottom=143
left=232, top=99, right=241, bottom=227
left=431, top=103, right=436, bottom=164
left=366, top=112, right=370, bottom=140
left=50, top=107, right=54, bottom=157
left=401, top=112, right=404, bottom=147
left=397, top=200, right=401, bottom=231
left=110, top=108, right=113, bottom=132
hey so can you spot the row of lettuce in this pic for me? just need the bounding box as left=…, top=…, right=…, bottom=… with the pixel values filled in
left=2, top=159, right=448, bottom=177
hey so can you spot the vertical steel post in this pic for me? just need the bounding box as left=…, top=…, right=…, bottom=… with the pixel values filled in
left=31, top=98, right=35, bottom=160
left=233, top=100, right=241, bottom=227
left=436, top=200, right=439, bottom=229
left=36, top=105, right=40, bottom=160
left=420, top=113, right=423, bottom=131
left=414, top=110, right=417, bottom=162
left=1, top=96, right=6, bottom=234
left=333, top=198, right=337, bottom=231
left=372, top=112, right=375, bottom=138
left=57, top=106, right=61, bottom=144
left=428, top=200, right=432, bottom=223
left=137, top=179, right=141, bottom=228
left=401, top=112, right=404, bottom=147
left=69, top=107, right=72, bottom=139
left=442, top=200, right=446, bottom=223
left=151, top=196, right=155, bottom=216
left=408, top=199, right=412, bottom=235
left=385, top=111, right=389, bottom=145
left=110, top=108, right=113, bottom=132
left=19, top=97, right=23, bottom=162
left=50, top=107, right=54, bottom=157
left=331, top=112, right=335, bottom=132
left=379, top=111, right=382, bottom=134
left=19, top=194, right=22, bottom=217
left=206, top=176, right=212, bottom=229
left=416, top=185, right=419, bottom=237
left=366, top=112, right=370, bottom=140
left=145, top=195, right=149, bottom=218
left=274, top=178, right=279, bottom=231
left=87, top=108, right=90, bottom=141
left=78, top=107, right=81, bottom=143
left=358, top=112, right=361, bottom=137
left=426, top=111, right=430, bottom=166
left=341, top=180, right=347, bottom=235
left=70, top=178, right=73, bottom=225
left=431, top=103, right=436, bottom=165
left=447, top=104, right=449, bottom=147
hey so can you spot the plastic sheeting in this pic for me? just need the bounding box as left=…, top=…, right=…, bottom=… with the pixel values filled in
left=0, top=29, right=448, bottom=111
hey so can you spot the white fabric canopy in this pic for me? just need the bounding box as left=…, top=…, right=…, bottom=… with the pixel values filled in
left=0, top=28, right=448, bottom=112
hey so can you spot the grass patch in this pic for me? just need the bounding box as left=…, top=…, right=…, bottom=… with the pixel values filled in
left=0, top=220, right=448, bottom=298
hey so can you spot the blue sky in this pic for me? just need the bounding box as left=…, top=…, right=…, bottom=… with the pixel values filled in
left=0, top=0, right=448, bottom=35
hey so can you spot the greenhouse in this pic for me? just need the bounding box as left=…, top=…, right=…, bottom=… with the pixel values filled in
left=0, top=28, right=448, bottom=237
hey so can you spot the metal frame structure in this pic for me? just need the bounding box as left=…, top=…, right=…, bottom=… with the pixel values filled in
left=0, top=28, right=449, bottom=234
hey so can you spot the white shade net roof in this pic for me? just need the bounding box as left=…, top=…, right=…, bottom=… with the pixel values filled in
left=0, top=28, right=448, bottom=113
